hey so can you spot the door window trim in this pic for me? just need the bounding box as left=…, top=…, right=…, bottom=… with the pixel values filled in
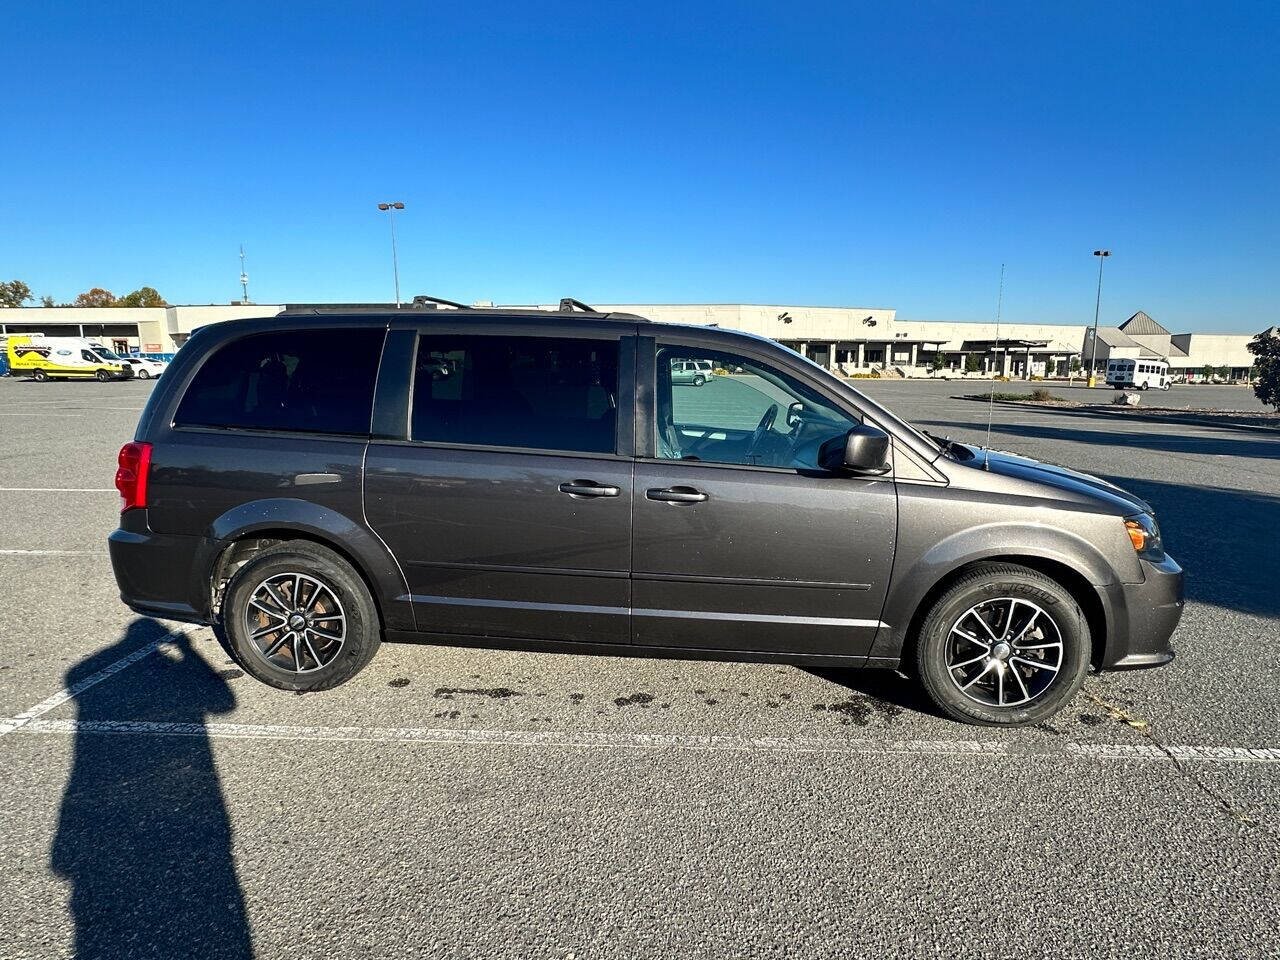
left=637, top=334, right=891, bottom=477
left=381, top=326, right=638, bottom=458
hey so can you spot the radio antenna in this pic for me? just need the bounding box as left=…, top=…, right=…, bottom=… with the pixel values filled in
left=982, top=263, right=1005, bottom=470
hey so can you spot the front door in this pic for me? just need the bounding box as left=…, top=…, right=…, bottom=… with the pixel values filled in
left=364, top=327, right=634, bottom=644
left=632, top=339, right=897, bottom=658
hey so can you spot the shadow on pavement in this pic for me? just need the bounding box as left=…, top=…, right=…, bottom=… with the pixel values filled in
left=51, top=619, right=253, bottom=959
left=916, top=417, right=1280, bottom=460
left=1104, top=476, right=1280, bottom=621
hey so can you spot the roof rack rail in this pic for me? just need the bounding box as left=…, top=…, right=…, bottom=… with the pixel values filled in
left=558, top=298, right=596, bottom=313
left=410, top=295, right=470, bottom=310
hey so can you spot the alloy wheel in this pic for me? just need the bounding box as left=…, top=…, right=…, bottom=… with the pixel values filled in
left=945, top=597, right=1064, bottom=707
left=243, top=572, right=346, bottom=673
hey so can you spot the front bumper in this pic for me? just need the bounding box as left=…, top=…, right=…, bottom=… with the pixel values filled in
left=1100, top=554, right=1184, bottom=670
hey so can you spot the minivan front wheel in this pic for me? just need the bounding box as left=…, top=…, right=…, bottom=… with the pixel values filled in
left=221, top=540, right=380, bottom=691
left=915, top=563, right=1089, bottom=726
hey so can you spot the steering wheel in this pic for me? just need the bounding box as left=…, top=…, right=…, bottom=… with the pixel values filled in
left=747, top=403, right=779, bottom=461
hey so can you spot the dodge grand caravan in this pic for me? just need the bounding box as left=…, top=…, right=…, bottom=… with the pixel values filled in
left=108, top=301, right=1183, bottom=726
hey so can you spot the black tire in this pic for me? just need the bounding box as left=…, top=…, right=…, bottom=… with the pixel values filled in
left=137, top=369, right=151, bottom=380
left=95, top=369, right=110, bottom=382
left=221, top=540, right=381, bottom=692
left=693, top=374, right=706, bottom=386
left=33, top=369, right=49, bottom=382
left=1139, top=383, right=1149, bottom=391
left=914, top=562, right=1090, bottom=726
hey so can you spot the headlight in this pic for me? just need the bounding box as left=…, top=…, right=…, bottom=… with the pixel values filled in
left=1124, top=513, right=1165, bottom=561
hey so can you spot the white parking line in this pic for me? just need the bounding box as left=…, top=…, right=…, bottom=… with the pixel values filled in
left=0, top=488, right=116, bottom=493
left=0, top=549, right=98, bottom=555
left=0, top=628, right=192, bottom=737
left=5, top=716, right=1279, bottom=764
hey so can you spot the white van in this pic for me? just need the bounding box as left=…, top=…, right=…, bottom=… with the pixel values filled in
left=1106, top=358, right=1169, bottom=391
left=6, top=336, right=134, bottom=381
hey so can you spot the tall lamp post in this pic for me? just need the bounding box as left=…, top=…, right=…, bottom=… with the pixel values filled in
left=377, top=202, right=405, bottom=307
left=1087, top=249, right=1110, bottom=386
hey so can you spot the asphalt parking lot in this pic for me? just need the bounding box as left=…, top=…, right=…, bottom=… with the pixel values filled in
left=1, top=376, right=1277, bottom=959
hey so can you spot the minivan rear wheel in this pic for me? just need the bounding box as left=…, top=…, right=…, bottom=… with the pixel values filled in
left=221, top=540, right=381, bottom=692
left=914, top=563, right=1090, bottom=726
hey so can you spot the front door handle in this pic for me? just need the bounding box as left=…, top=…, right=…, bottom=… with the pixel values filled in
left=646, top=486, right=708, bottom=504
left=558, top=480, right=620, bottom=498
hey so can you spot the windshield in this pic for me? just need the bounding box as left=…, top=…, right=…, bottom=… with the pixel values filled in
left=94, top=348, right=121, bottom=360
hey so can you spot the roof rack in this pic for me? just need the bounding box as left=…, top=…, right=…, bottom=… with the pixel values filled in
left=410, top=294, right=470, bottom=310
left=559, top=298, right=596, bottom=313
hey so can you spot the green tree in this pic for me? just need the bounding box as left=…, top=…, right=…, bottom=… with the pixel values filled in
left=1070, top=356, right=1081, bottom=373
left=1215, top=365, right=1232, bottom=381
left=41, top=295, right=56, bottom=307
left=74, top=288, right=118, bottom=307
left=0, top=280, right=34, bottom=308
left=1201, top=364, right=1215, bottom=381
left=116, top=286, right=167, bottom=307
left=1247, top=328, right=1280, bottom=411
left=930, top=352, right=946, bottom=374
left=964, top=353, right=980, bottom=373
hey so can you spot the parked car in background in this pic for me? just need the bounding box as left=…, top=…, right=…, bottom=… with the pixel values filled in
left=108, top=302, right=1182, bottom=727
left=671, top=358, right=716, bottom=386
left=122, top=355, right=169, bottom=379
left=6, top=336, right=134, bottom=381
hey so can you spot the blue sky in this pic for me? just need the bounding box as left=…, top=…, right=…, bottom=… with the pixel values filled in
left=4, top=1, right=1277, bottom=330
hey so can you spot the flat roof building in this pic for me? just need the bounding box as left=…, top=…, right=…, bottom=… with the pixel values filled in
left=0, top=301, right=1263, bottom=380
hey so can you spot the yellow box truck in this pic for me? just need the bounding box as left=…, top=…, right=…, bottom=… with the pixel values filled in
left=6, top=336, right=134, bottom=382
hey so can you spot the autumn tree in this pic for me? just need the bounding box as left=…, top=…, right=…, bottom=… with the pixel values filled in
left=0, top=280, right=34, bottom=308
left=74, top=288, right=118, bottom=307
left=116, top=287, right=167, bottom=307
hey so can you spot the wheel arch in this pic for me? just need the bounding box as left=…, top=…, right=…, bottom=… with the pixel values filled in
left=197, top=498, right=414, bottom=632
left=883, top=554, right=1111, bottom=672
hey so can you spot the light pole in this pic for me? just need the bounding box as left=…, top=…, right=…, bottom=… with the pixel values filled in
left=1087, top=249, right=1110, bottom=386
left=377, top=202, right=405, bottom=306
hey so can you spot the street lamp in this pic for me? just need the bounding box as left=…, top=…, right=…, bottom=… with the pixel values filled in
left=377, top=202, right=405, bottom=307
left=1087, top=249, right=1110, bottom=386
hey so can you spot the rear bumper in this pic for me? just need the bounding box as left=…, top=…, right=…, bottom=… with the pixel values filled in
left=1099, top=554, right=1184, bottom=670
left=108, top=512, right=208, bottom=624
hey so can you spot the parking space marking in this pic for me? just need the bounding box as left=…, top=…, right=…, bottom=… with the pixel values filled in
left=6, top=716, right=1278, bottom=764
left=0, top=549, right=98, bottom=555
left=0, top=628, right=192, bottom=737
left=0, top=487, right=116, bottom=493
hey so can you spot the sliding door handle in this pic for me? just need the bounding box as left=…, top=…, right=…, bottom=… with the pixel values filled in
left=646, top=486, right=708, bottom=504
left=559, top=480, right=620, bottom=498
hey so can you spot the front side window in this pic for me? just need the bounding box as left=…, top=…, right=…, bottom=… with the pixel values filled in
left=81, top=350, right=100, bottom=362
left=175, top=328, right=385, bottom=435
left=654, top=344, right=857, bottom=469
left=411, top=334, right=619, bottom=454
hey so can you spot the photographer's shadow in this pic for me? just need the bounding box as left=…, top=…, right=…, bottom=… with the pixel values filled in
left=51, top=620, right=253, bottom=959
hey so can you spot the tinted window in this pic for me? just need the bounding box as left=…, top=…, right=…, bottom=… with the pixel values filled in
left=654, top=344, right=857, bottom=469
left=176, top=329, right=385, bottom=435
left=412, top=335, right=619, bottom=453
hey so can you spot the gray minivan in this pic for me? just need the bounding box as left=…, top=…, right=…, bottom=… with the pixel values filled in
left=109, top=302, right=1182, bottom=726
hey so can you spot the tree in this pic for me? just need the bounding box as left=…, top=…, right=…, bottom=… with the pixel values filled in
left=1201, top=364, right=1216, bottom=382
left=0, top=280, right=33, bottom=308
left=1247, top=328, right=1280, bottom=411
left=74, top=288, right=118, bottom=307
left=930, top=352, right=946, bottom=375
left=116, top=286, right=167, bottom=307
left=1070, top=356, right=1081, bottom=373
left=964, top=353, right=980, bottom=373
left=1215, top=365, right=1232, bottom=382
left=41, top=295, right=56, bottom=307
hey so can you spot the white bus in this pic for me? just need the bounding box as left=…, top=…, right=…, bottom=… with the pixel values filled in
left=1105, top=357, right=1169, bottom=391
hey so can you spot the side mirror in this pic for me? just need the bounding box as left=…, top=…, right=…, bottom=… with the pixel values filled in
left=786, top=400, right=804, bottom=427
left=820, top=424, right=891, bottom=475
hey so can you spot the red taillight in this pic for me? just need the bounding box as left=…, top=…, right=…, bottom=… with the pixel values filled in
left=115, top=442, right=152, bottom=512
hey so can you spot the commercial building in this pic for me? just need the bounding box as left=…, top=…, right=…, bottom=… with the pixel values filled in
left=0, top=301, right=1262, bottom=380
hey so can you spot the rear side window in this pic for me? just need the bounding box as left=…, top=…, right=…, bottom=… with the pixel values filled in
left=176, top=329, right=385, bottom=435
left=411, top=334, right=619, bottom=453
